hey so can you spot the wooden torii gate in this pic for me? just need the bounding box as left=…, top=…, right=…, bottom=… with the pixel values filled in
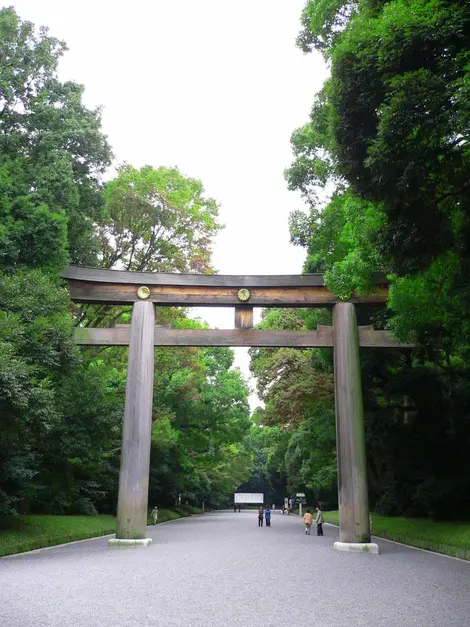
left=61, top=266, right=411, bottom=552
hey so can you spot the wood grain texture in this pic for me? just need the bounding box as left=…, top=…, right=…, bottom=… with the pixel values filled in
left=74, top=327, right=335, bottom=347
left=75, top=327, right=131, bottom=345
left=153, top=328, right=336, bottom=347
left=333, top=302, right=371, bottom=544
left=359, top=330, right=414, bottom=348
left=61, top=265, right=388, bottom=287
left=61, top=265, right=329, bottom=287
left=65, top=280, right=389, bottom=307
left=115, top=301, right=155, bottom=540
left=74, top=327, right=412, bottom=348
left=235, top=306, right=254, bottom=329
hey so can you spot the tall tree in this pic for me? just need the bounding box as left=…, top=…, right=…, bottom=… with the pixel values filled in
left=0, top=8, right=249, bottom=517
left=248, top=309, right=337, bottom=506
left=0, top=7, right=112, bottom=269
left=148, top=335, right=252, bottom=508
left=281, top=0, right=470, bottom=518
left=287, top=0, right=470, bottom=354
left=97, top=164, right=222, bottom=273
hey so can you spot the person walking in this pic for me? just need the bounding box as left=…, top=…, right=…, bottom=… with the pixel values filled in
left=315, top=506, right=324, bottom=536
left=265, top=505, right=271, bottom=527
left=151, top=506, right=159, bottom=525
left=303, top=509, right=313, bottom=535
left=258, top=506, right=264, bottom=527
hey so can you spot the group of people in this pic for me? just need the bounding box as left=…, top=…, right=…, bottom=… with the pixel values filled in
left=256, top=504, right=324, bottom=536
left=257, top=505, right=272, bottom=526
left=151, top=503, right=324, bottom=534
left=302, top=507, right=324, bottom=536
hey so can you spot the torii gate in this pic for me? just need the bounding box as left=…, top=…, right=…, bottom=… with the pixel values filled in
left=61, top=266, right=412, bottom=553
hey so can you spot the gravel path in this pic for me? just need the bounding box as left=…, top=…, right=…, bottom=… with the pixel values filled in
left=1, top=510, right=469, bottom=627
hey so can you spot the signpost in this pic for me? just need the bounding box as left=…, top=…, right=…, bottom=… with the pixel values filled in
left=234, top=493, right=264, bottom=504
left=296, top=492, right=306, bottom=517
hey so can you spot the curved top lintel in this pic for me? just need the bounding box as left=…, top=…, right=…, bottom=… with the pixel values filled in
left=59, top=265, right=328, bottom=288
left=59, top=266, right=389, bottom=307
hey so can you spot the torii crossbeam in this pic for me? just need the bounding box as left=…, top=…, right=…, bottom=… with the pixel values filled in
left=61, top=266, right=412, bottom=552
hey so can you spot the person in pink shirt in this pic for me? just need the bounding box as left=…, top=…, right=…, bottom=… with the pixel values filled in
left=303, top=509, right=313, bottom=535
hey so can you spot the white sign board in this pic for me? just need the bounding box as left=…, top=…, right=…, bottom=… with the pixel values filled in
left=234, top=493, right=264, bottom=504
left=296, top=493, right=306, bottom=497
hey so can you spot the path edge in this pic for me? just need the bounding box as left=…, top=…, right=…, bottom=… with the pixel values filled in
left=1, top=514, right=201, bottom=559
left=325, top=522, right=470, bottom=563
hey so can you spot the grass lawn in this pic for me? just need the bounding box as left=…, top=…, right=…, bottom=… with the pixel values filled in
left=0, top=506, right=204, bottom=558
left=0, top=515, right=116, bottom=558
left=323, top=511, right=470, bottom=560
left=147, top=505, right=203, bottom=525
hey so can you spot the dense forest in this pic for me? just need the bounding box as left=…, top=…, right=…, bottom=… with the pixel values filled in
left=2, top=2, right=470, bottom=522
left=0, top=7, right=253, bottom=516
left=246, top=0, right=470, bottom=520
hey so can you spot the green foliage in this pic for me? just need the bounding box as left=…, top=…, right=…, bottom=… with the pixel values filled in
left=0, top=277, right=123, bottom=514
left=148, top=336, right=252, bottom=508
left=246, top=309, right=337, bottom=507
left=0, top=515, right=117, bottom=557
left=0, top=8, right=251, bottom=519
left=288, top=0, right=470, bottom=291
left=0, top=7, right=112, bottom=269
left=0, top=269, right=77, bottom=513
left=282, top=0, right=470, bottom=519
left=297, top=1, right=357, bottom=54
left=290, top=191, right=385, bottom=297
left=329, top=0, right=470, bottom=276
left=387, top=253, right=470, bottom=354
left=236, top=424, right=289, bottom=505
left=98, top=164, right=221, bottom=273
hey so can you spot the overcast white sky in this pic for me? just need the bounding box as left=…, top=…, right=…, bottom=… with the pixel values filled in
left=13, top=0, right=328, bottom=408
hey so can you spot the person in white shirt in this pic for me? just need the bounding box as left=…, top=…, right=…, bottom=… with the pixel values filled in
left=315, top=506, right=324, bottom=536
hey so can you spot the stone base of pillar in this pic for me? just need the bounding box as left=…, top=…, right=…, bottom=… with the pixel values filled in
left=334, top=541, right=379, bottom=554
left=108, top=538, right=152, bottom=549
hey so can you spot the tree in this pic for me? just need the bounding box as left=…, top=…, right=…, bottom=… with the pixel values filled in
left=0, top=7, right=115, bottom=514
left=247, top=309, right=337, bottom=507
left=282, top=0, right=470, bottom=518
left=287, top=1, right=470, bottom=354
left=97, top=164, right=222, bottom=273
left=77, top=163, right=223, bottom=328
left=0, top=8, right=250, bottom=517
left=148, top=332, right=252, bottom=509
left=0, top=269, right=122, bottom=514
left=0, top=7, right=112, bottom=269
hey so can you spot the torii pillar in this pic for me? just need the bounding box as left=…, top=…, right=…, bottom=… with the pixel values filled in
left=108, top=300, right=155, bottom=548
left=333, top=303, right=378, bottom=553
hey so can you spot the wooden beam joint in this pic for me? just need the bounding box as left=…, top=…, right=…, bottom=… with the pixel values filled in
left=235, top=306, right=254, bottom=329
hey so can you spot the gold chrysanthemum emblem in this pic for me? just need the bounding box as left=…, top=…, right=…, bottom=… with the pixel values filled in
left=137, top=286, right=151, bottom=300
left=237, top=288, right=251, bottom=302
